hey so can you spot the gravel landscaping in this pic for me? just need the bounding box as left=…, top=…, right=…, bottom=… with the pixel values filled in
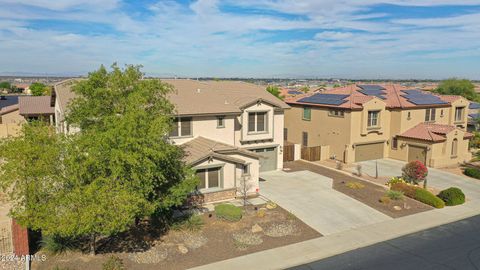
left=32, top=204, right=320, bottom=270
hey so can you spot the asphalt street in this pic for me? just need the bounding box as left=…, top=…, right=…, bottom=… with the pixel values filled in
left=291, top=215, right=480, bottom=270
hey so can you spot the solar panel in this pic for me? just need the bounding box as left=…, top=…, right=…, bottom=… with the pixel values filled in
left=401, top=89, right=448, bottom=105
left=358, top=89, right=386, bottom=100
left=298, top=93, right=348, bottom=105
left=288, top=90, right=303, bottom=95
left=358, top=85, right=386, bottom=91
left=470, top=102, right=480, bottom=109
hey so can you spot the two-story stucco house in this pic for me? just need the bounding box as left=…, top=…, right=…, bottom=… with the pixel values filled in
left=285, top=84, right=472, bottom=168
left=52, top=79, right=289, bottom=203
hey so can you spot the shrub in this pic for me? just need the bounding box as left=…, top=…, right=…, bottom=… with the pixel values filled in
left=391, top=182, right=444, bottom=208
left=346, top=181, right=365, bottom=189
left=386, top=177, right=405, bottom=187
left=438, top=187, right=465, bottom=206
left=464, top=167, right=480, bottom=179
left=379, top=196, right=391, bottom=204
left=215, top=204, right=242, bottom=222
left=171, top=214, right=204, bottom=231
left=103, top=255, right=125, bottom=270
left=40, top=234, right=77, bottom=255
left=402, top=160, right=428, bottom=184
left=386, top=190, right=404, bottom=200
left=415, top=188, right=445, bottom=208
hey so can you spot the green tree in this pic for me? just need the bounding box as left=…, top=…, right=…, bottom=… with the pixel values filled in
left=299, top=86, right=310, bottom=93
left=266, top=85, right=284, bottom=100
left=0, top=81, right=11, bottom=90
left=0, top=64, right=198, bottom=255
left=434, top=78, right=477, bottom=101
left=30, top=82, right=49, bottom=96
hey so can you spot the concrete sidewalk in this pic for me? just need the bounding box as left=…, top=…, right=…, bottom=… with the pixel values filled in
left=190, top=199, right=480, bottom=270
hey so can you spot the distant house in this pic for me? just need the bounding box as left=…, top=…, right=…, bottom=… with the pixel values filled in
left=18, top=96, right=55, bottom=123
left=51, top=79, right=290, bottom=203
left=0, top=95, right=24, bottom=138
left=284, top=84, right=472, bottom=168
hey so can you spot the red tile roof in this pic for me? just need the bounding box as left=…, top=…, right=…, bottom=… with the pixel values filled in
left=286, top=84, right=462, bottom=110
left=398, top=123, right=470, bottom=142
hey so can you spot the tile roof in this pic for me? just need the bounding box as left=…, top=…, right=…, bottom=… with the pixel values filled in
left=287, top=84, right=462, bottom=110
left=163, top=79, right=289, bottom=115
left=19, top=96, right=54, bottom=115
left=53, top=79, right=289, bottom=116
left=181, top=136, right=260, bottom=165
left=0, top=104, right=18, bottom=115
left=398, top=123, right=470, bottom=142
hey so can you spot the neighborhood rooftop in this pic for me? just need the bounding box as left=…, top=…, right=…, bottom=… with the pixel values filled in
left=19, top=96, right=54, bottom=116
left=398, top=123, right=473, bottom=142
left=287, top=84, right=461, bottom=110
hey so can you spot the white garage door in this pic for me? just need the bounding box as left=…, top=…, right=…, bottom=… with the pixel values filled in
left=253, top=147, right=277, bottom=172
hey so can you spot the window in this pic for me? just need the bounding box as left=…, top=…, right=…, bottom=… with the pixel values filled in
left=440, top=110, right=444, bottom=117
left=455, top=107, right=464, bottom=122
left=407, top=112, right=411, bottom=119
left=243, top=164, right=250, bottom=175
left=367, top=111, right=380, bottom=127
left=170, top=117, right=192, bottom=137
left=328, top=109, right=344, bottom=117
left=217, top=116, right=225, bottom=128
left=302, top=132, right=308, bottom=147
left=248, top=112, right=267, bottom=133
left=451, top=139, right=458, bottom=157
left=425, top=108, right=436, bottom=122
left=303, top=107, right=311, bottom=120
left=196, top=167, right=221, bottom=190
left=284, top=128, right=288, bottom=141
left=392, top=137, right=398, bottom=149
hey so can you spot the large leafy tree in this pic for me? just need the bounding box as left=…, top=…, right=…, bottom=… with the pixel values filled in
left=266, top=85, right=284, bottom=100
left=0, top=64, right=197, bottom=254
left=30, top=82, right=50, bottom=96
left=434, top=78, right=477, bottom=101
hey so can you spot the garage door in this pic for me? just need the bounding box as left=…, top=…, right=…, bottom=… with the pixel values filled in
left=408, top=145, right=427, bottom=164
left=355, top=142, right=384, bottom=162
left=253, top=147, right=277, bottom=172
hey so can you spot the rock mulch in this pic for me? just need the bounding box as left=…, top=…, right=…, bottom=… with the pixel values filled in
left=264, top=221, right=298, bottom=237
left=128, top=246, right=168, bottom=264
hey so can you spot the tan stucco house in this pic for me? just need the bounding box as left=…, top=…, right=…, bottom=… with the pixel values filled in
left=52, top=79, right=289, bottom=203
left=0, top=96, right=24, bottom=138
left=284, top=84, right=472, bottom=168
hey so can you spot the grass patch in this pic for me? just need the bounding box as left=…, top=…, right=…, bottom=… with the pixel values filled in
left=215, top=204, right=242, bottom=222
left=171, top=214, right=204, bottom=232
left=386, top=190, right=404, bottom=200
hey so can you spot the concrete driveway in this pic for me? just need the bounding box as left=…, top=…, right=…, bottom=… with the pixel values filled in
left=259, top=170, right=391, bottom=235
left=355, top=159, right=480, bottom=201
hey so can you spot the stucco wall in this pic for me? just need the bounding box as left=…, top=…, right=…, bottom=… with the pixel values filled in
left=170, top=115, right=236, bottom=145
left=0, top=109, right=25, bottom=138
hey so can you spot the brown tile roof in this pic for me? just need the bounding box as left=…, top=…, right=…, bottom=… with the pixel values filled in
left=54, top=79, right=79, bottom=113
left=163, top=79, right=290, bottom=116
left=181, top=136, right=260, bottom=165
left=0, top=104, right=18, bottom=115
left=19, top=96, right=54, bottom=115
left=287, top=84, right=462, bottom=110
left=398, top=123, right=469, bottom=142
left=53, top=79, right=289, bottom=116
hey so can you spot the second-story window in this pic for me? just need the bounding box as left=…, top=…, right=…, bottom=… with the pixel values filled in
left=217, top=116, right=225, bottom=128
left=367, top=110, right=380, bottom=128
left=455, top=107, right=464, bottom=122
left=302, top=131, right=308, bottom=147
left=248, top=112, right=267, bottom=133
left=303, top=107, right=311, bottom=121
left=170, top=117, right=192, bottom=137
left=329, top=109, right=344, bottom=117
left=425, top=108, right=436, bottom=122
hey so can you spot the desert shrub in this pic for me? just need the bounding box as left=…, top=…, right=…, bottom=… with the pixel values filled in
left=103, top=255, right=125, bottom=270
left=464, top=167, right=480, bottom=179
left=438, top=187, right=466, bottom=206
left=391, top=182, right=444, bottom=208
left=215, top=204, right=242, bottom=222
left=386, top=177, right=406, bottom=187
left=414, top=189, right=445, bottom=208
left=391, top=182, right=417, bottom=198
left=40, top=234, right=77, bottom=255
left=379, top=196, right=391, bottom=204
left=171, top=214, right=204, bottom=231
left=346, top=181, right=365, bottom=189
left=402, top=160, right=428, bottom=184
left=386, top=190, right=404, bottom=200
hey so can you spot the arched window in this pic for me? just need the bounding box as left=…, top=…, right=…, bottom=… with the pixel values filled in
left=451, top=139, right=458, bottom=157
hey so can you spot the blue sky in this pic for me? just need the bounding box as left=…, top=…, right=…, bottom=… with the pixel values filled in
left=0, top=0, right=479, bottom=79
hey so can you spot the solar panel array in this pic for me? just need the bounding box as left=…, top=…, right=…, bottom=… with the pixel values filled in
left=297, top=93, right=349, bottom=106
left=401, top=89, right=448, bottom=105
left=358, top=85, right=386, bottom=100
left=288, top=90, right=303, bottom=95
left=469, top=102, right=480, bottom=109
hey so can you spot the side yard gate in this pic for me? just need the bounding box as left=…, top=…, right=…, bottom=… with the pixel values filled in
left=283, top=144, right=295, bottom=162
left=301, top=146, right=321, bottom=161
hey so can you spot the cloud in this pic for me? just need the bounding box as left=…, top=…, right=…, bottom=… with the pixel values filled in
left=0, top=0, right=479, bottom=79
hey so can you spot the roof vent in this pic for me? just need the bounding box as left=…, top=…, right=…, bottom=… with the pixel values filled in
left=196, top=88, right=201, bottom=93
left=224, top=100, right=229, bottom=105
